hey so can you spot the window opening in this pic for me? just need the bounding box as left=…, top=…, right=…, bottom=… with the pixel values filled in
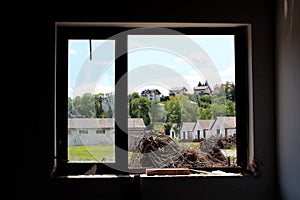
left=55, top=23, right=250, bottom=176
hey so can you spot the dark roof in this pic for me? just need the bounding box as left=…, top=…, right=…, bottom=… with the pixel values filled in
left=194, top=86, right=211, bottom=90
left=141, top=89, right=161, bottom=95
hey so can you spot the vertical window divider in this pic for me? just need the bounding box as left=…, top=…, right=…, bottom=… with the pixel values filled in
left=114, top=34, right=129, bottom=173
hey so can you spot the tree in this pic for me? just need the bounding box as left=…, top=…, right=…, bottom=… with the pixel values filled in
left=226, top=100, right=236, bottom=116
left=129, top=93, right=151, bottom=126
left=198, top=107, right=212, bottom=119
left=80, top=93, right=97, bottom=118
left=94, top=93, right=105, bottom=118
left=164, top=95, right=182, bottom=126
left=176, top=94, right=199, bottom=122
left=225, top=82, right=235, bottom=102
left=149, top=101, right=166, bottom=123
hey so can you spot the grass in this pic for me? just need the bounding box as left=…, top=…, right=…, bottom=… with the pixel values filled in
left=68, top=145, right=135, bottom=162
left=68, top=145, right=115, bottom=162
left=179, top=142, right=200, bottom=149
left=68, top=142, right=201, bottom=162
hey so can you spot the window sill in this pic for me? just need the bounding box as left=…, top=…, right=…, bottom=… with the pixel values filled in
left=54, top=170, right=243, bottom=179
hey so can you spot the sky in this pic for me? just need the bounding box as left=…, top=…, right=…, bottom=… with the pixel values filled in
left=68, top=35, right=235, bottom=98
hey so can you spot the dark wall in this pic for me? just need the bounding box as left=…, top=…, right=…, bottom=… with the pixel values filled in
left=16, top=1, right=278, bottom=199
left=276, top=0, right=300, bottom=200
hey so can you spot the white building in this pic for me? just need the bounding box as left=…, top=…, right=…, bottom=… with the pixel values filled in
left=193, top=86, right=212, bottom=96
left=169, top=86, right=188, bottom=96
left=194, top=119, right=215, bottom=139
left=141, top=89, right=161, bottom=102
left=211, top=116, right=236, bottom=137
left=179, top=122, right=197, bottom=141
left=68, top=118, right=146, bottom=149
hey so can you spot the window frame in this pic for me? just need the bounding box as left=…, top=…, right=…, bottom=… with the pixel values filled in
left=54, top=22, right=252, bottom=177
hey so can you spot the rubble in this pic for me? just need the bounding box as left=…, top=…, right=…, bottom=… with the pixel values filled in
left=128, top=134, right=232, bottom=168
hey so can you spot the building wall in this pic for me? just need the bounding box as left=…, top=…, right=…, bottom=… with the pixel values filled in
left=68, top=130, right=115, bottom=146
left=276, top=0, right=300, bottom=199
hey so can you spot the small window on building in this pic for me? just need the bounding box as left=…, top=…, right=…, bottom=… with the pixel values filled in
left=96, top=129, right=105, bottom=134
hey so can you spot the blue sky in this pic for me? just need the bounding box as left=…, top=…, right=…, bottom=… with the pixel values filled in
left=68, top=35, right=234, bottom=97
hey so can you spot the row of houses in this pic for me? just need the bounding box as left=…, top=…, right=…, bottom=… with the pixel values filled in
left=169, top=116, right=236, bottom=141
left=141, top=85, right=212, bottom=102
left=68, top=116, right=236, bottom=148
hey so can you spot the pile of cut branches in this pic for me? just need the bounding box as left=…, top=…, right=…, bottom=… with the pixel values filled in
left=128, top=134, right=227, bottom=168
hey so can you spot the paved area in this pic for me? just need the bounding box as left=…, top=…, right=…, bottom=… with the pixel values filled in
left=220, top=149, right=236, bottom=158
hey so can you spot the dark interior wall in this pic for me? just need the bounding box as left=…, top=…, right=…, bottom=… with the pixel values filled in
left=276, top=0, right=300, bottom=200
left=15, top=1, right=279, bottom=199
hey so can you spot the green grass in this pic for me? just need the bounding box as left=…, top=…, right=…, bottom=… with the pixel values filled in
left=68, top=145, right=115, bottom=162
left=68, top=145, right=135, bottom=162
left=68, top=142, right=201, bottom=162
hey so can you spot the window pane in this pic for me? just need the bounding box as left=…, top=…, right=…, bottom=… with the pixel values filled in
left=67, top=39, right=115, bottom=163
left=127, top=35, right=237, bottom=169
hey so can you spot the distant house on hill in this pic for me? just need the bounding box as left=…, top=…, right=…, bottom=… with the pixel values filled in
left=169, top=86, right=188, bottom=96
left=193, top=85, right=212, bottom=96
left=141, top=89, right=161, bottom=102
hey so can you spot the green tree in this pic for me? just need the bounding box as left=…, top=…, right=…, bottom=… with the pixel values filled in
left=176, top=94, right=199, bottom=122
left=198, top=107, right=212, bottom=119
left=68, top=97, right=74, bottom=118
left=164, top=95, right=182, bottom=127
left=211, top=103, right=226, bottom=118
left=94, top=93, right=105, bottom=118
left=224, top=81, right=235, bottom=102
left=196, top=94, right=212, bottom=119
left=129, top=93, right=151, bottom=126
left=187, top=93, right=198, bottom=103
left=226, top=100, right=236, bottom=116
left=149, top=101, right=166, bottom=123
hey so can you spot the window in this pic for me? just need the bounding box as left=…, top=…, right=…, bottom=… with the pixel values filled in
left=79, top=130, right=88, bottom=134
left=96, top=129, right=105, bottom=134
left=55, top=23, right=251, bottom=176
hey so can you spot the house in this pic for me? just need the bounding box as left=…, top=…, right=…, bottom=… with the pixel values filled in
left=179, top=122, right=197, bottom=141
left=171, top=120, right=215, bottom=140
left=169, top=86, right=188, bottom=96
left=211, top=116, right=236, bottom=137
left=141, top=89, right=161, bottom=102
left=169, top=123, right=179, bottom=139
left=127, top=118, right=147, bottom=150
left=68, top=118, right=146, bottom=148
left=212, top=84, right=221, bottom=96
left=193, top=85, right=212, bottom=96
left=195, top=119, right=215, bottom=139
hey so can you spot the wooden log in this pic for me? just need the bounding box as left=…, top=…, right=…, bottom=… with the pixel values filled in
left=146, top=168, right=191, bottom=175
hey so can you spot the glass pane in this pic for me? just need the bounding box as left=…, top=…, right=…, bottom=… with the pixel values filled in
left=127, top=35, right=236, bottom=169
left=67, top=39, right=115, bottom=163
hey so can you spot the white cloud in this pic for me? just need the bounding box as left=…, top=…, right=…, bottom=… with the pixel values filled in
left=69, top=81, right=114, bottom=98
left=69, top=49, right=76, bottom=55
left=218, top=66, right=235, bottom=83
